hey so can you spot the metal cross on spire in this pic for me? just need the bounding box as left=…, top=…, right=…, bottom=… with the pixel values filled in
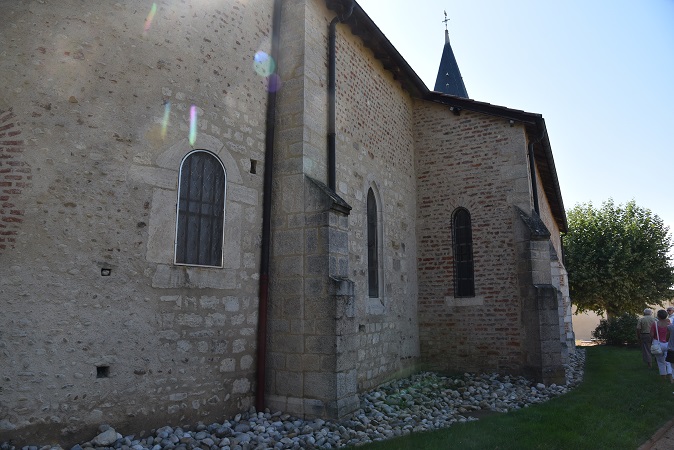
left=434, top=8, right=468, bottom=98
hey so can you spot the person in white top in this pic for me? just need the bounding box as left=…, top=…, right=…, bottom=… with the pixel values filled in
left=667, top=306, right=674, bottom=323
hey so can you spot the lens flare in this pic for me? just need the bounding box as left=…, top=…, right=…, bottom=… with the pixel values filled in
left=161, top=101, right=170, bottom=139
left=267, top=74, right=282, bottom=93
left=254, top=51, right=275, bottom=77
left=189, top=105, right=197, bottom=146
left=144, top=3, right=157, bottom=34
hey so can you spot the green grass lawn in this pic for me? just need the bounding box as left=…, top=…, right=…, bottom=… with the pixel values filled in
left=353, top=346, right=674, bottom=450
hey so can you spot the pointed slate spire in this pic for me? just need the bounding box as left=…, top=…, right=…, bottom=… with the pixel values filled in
left=434, top=11, right=468, bottom=98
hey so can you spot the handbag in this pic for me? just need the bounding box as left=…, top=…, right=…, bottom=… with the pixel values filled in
left=651, top=323, right=663, bottom=355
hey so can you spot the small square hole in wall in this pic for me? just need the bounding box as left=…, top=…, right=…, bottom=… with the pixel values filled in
left=101, top=268, right=111, bottom=276
left=96, top=366, right=110, bottom=378
left=250, top=159, right=257, bottom=174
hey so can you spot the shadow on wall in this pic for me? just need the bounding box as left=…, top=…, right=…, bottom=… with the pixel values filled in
left=572, top=307, right=605, bottom=343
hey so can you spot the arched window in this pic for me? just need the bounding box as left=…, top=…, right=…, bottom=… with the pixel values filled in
left=452, top=208, right=474, bottom=297
left=367, top=188, right=379, bottom=298
left=175, top=150, right=226, bottom=267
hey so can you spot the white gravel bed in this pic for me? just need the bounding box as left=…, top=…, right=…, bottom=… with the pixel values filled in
left=2, top=349, right=585, bottom=450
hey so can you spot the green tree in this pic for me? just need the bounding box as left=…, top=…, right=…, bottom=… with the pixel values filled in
left=563, top=199, right=674, bottom=317
left=592, top=313, right=638, bottom=345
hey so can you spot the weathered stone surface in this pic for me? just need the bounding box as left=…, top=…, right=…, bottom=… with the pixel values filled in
left=0, top=1, right=268, bottom=442
left=91, top=428, right=120, bottom=447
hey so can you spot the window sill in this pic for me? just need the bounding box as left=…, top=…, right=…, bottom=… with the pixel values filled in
left=366, top=296, right=386, bottom=315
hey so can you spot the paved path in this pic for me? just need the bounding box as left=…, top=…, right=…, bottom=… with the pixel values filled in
left=638, top=418, right=674, bottom=450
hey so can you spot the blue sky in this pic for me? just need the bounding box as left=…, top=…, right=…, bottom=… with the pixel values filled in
left=358, top=0, right=674, bottom=240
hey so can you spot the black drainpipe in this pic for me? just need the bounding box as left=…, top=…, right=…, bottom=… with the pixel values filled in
left=528, top=122, right=545, bottom=216
left=328, top=1, right=354, bottom=190
left=256, top=0, right=283, bottom=413
left=528, top=142, right=539, bottom=215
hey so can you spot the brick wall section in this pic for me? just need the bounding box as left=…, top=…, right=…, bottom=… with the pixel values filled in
left=0, top=108, right=29, bottom=253
left=414, top=102, right=533, bottom=375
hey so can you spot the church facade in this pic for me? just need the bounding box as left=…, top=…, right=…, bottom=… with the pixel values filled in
left=0, top=0, right=572, bottom=445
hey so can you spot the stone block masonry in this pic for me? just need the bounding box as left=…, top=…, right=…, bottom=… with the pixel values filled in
left=266, top=0, right=419, bottom=419
left=0, top=0, right=271, bottom=445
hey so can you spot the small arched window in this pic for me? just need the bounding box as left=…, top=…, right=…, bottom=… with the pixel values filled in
left=175, top=150, right=226, bottom=267
left=367, top=188, right=379, bottom=298
left=452, top=208, right=474, bottom=297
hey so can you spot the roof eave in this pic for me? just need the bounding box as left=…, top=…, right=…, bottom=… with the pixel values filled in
left=325, top=0, right=428, bottom=97
left=324, top=0, right=568, bottom=233
left=528, top=119, right=568, bottom=233
left=427, top=94, right=568, bottom=233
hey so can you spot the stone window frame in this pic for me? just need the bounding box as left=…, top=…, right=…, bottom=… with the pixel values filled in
left=174, top=149, right=227, bottom=268
left=452, top=207, right=475, bottom=298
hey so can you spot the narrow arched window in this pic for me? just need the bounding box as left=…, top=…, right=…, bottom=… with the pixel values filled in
left=175, top=150, right=226, bottom=267
left=367, top=188, right=379, bottom=298
left=452, top=208, right=474, bottom=297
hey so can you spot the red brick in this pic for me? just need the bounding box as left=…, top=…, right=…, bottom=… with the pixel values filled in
left=0, top=111, right=15, bottom=123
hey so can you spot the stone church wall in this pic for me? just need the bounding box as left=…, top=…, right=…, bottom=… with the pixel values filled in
left=267, top=0, right=419, bottom=417
left=265, top=0, right=334, bottom=418
left=413, top=104, right=533, bottom=374
left=533, top=160, right=574, bottom=359
left=0, top=0, right=571, bottom=443
left=1, top=0, right=271, bottom=444
left=333, top=21, right=420, bottom=390
left=533, top=165, right=562, bottom=257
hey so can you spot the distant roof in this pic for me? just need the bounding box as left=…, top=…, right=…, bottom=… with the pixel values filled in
left=324, top=0, right=567, bottom=232
left=433, top=29, right=468, bottom=98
